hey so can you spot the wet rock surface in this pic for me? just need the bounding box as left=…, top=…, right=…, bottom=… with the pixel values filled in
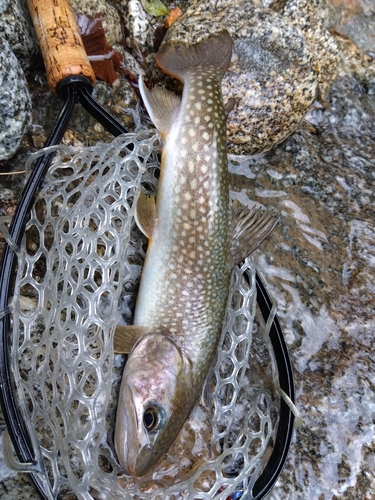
left=0, top=0, right=375, bottom=499
left=0, top=0, right=38, bottom=70
left=159, top=1, right=320, bottom=155
left=0, top=38, right=32, bottom=161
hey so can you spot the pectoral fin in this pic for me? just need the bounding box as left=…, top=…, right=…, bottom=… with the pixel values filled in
left=231, top=200, right=279, bottom=266
left=114, top=325, right=149, bottom=353
left=139, top=76, right=181, bottom=139
left=135, top=191, right=156, bottom=239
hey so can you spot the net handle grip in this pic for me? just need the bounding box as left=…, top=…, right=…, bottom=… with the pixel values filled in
left=27, top=0, right=96, bottom=94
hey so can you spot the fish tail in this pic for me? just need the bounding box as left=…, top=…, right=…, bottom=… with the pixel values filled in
left=156, top=30, right=232, bottom=82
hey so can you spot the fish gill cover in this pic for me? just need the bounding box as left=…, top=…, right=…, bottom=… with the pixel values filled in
left=8, top=131, right=279, bottom=499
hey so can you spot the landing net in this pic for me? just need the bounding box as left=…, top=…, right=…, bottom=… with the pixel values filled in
left=5, top=131, right=279, bottom=499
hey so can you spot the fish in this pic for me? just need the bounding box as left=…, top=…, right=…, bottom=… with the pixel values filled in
left=113, top=30, right=279, bottom=477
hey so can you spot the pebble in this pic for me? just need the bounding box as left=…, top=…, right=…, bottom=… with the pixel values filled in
left=0, top=0, right=38, bottom=71
left=272, top=0, right=340, bottom=102
left=71, top=0, right=122, bottom=47
left=0, top=37, right=31, bottom=161
left=160, top=0, right=319, bottom=155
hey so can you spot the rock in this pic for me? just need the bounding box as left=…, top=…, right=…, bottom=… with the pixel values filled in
left=271, top=0, right=340, bottom=102
left=0, top=37, right=31, bottom=161
left=0, top=0, right=38, bottom=71
left=112, top=0, right=150, bottom=47
left=102, top=77, right=140, bottom=131
left=160, top=0, right=318, bottom=155
left=326, top=0, right=375, bottom=54
left=330, top=29, right=375, bottom=85
left=70, top=0, right=122, bottom=48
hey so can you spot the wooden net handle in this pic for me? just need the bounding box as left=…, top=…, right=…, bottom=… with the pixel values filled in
left=27, top=0, right=96, bottom=94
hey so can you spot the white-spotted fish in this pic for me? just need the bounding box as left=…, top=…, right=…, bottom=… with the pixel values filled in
left=114, top=31, right=278, bottom=476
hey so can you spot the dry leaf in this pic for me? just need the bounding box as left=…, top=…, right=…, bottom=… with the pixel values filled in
left=77, top=12, right=124, bottom=86
left=165, top=7, right=183, bottom=28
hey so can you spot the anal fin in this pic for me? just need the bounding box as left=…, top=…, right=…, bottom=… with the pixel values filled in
left=114, top=325, right=148, bottom=353
left=231, top=200, right=279, bottom=266
left=135, top=191, right=156, bottom=239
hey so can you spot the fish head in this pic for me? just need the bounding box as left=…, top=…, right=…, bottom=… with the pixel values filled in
left=115, top=332, right=193, bottom=476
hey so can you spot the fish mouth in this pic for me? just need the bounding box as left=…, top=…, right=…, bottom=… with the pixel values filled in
left=115, top=385, right=156, bottom=477
left=132, top=445, right=156, bottom=476
left=115, top=385, right=138, bottom=476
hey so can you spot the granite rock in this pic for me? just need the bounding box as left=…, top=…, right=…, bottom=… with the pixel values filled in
left=234, top=73, right=375, bottom=499
left=113, top=0, right=150, bottom=47
left=0, top=37, right=31, bottom=161
left=160, top=0, right=318, bottom=155
left=70, top=0, right=122, bottom=48
left=0, top=0, right=38, bottom=71
left=270, top=0, right=340, bottom=103
left=331, top=29, right=375, bottom=85
left=326, top=0, right=375, bottom=54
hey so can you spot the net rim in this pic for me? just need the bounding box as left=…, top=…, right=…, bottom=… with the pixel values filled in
left=0, top=140, right=295, bottom=500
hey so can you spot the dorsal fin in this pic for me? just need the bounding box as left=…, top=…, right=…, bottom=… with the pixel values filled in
left=156, top=30, right=232, bottom=82
left=139, top=76, right=181, bottom=139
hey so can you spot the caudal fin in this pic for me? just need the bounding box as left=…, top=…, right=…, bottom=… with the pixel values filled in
left=156, top=30, right=232, bottom=82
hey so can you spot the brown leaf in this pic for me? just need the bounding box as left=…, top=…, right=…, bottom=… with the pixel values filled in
left=76, top=12, right=124, bottom=85
left=164, top=7, right=183, bottom=28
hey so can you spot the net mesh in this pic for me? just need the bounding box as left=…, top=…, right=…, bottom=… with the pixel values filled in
left=5, top=132, right=279, bottom=500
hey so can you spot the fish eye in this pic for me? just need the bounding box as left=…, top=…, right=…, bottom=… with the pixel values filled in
left=143, top=405, right=166, bottom=433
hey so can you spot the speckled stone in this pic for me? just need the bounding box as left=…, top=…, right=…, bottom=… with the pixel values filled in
left=0, top=0, right=38, bottom=71
left=331, top=29, right=375, bottom=85
left=103, top=77, right=140, bottom=131
left=70, top=0, right=122, bottom=47
left=0, top=37, right=31, bottom=161
left=112, top=0, right=150, bottom=47
left=326, top=0, right=375, bottom=54
left=272, top=0, right=340, bottom=102
left=231, top=74, right=375, bottom=499
left=160, top=0, right=318, bottom=155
